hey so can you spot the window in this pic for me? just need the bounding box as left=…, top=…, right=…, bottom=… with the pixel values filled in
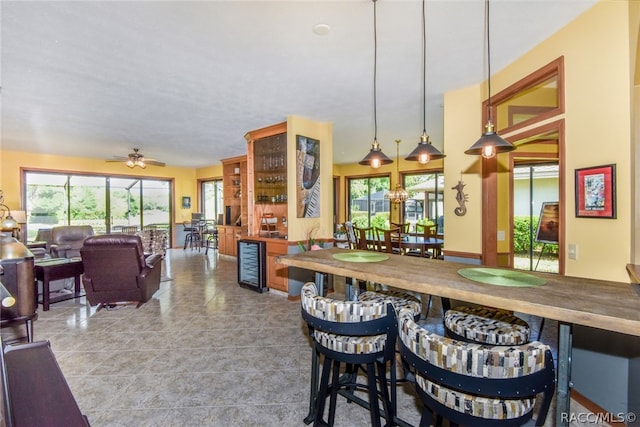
left=24, top=171, right=171, bottom=240
left=347, top=176, right=390, bottom=228
left=201, top=179, right=223, bottom=223
left=403, top=172, right=444, bottom=234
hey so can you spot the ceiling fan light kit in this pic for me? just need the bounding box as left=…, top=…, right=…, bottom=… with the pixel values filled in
left=106, top=148, right=165, bottom=168
left=465, top=0, right=515, bottom=159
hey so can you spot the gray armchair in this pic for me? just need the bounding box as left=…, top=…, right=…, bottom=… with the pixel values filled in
left=49, top=225, right=94, bottom=258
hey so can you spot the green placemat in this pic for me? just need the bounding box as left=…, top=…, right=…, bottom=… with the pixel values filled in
left=333, top=251, right=389, bottom=263
left=458, top=268, right=546, bottom=287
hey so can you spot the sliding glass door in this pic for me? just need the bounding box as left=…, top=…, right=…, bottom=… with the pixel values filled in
left=24, top=172, right=171, bottom=240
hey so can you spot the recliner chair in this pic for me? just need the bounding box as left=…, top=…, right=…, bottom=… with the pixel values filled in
left=49, top=225, right=94, bottom=258
left=80, top=234, right=162, bottom=309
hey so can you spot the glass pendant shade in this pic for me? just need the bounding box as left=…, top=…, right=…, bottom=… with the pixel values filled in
left=359, top=140, right=393, bottom=169
left=406, top=132, right=445, bottom=164
left=0, top=215, right=18, bottom=230
left=464, top=120, right=515, bottom=159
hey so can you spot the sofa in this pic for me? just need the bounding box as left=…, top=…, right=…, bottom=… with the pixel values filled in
left=49, top=225, right=94, bottom=259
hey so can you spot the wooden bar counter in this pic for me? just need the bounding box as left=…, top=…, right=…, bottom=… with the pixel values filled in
left=278, top=247, right=640, bottom=426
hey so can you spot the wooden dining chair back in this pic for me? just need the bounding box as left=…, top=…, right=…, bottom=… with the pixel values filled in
left=415, top=223, right=436, bottom=237
left=375, top=227, right=401, bottom=254
left=353, top=225, right=374, bottom=251
left=390, top=222, right=410, bottom=234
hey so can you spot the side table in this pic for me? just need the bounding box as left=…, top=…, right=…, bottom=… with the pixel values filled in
left=34, top=258, right=84, bottom=311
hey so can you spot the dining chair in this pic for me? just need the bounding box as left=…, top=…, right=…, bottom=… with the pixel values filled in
left=415, top=223, right=442, bottom=259
left=300, top=282, right=399, bottom=427
left=390, top=222, right=410, bottom=234
left=353, top=225, right=375, bottom=251
left=374, top=227, right=402, bottom=255
left=398, top=308, right=555, bottom=427
left=202, top=221, right=218, bottom=254
left=344, top=221, right=358, bottom=250
left=182, top=220, right=202, bottom=251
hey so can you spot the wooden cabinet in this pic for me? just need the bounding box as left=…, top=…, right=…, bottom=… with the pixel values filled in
left=266, top=239, right=289, bottom=292
left=221, top=155, right=247, bottom=228
left=245, top=122, right=288, bottom=237
left=219, top=155, right=247, bottom=256
left=218, top=225, right=240, bottom=257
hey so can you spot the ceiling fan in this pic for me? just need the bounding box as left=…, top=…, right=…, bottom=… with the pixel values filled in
left=106, top=148, right=165, bottom=168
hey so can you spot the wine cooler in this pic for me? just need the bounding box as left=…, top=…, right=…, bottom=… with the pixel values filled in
left=237, top=239, right=267, bottom=293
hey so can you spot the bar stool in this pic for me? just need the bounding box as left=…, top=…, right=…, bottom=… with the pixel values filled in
left=300, top=282, right=399, bottom=427
left=444, top=305, right=531, bottom=346
left=398, top=308, right=555, bottom=427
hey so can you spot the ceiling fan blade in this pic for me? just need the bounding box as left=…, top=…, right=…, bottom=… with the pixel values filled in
left=144, top=159, right=166, bottom=167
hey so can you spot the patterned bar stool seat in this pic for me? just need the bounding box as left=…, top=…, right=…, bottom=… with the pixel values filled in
left=444, top=305, right=531, bottom=346
left=358, top=289, right=422, bottom=320
left=398, top=308, right=555, bottom=427
left=301, top=282, right=403, bottom=427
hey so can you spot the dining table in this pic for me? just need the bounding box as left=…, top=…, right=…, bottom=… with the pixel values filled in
left=277, top=247, right=640, bottom=427
left=365, top=232, right=444, bottom=258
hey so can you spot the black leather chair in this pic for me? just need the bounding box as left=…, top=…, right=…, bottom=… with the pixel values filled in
left=50, top=225, right=94, bottom=259
left=80, top=234, right=161, bottom=310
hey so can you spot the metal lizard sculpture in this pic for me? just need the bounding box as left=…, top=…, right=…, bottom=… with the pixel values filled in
left=452, top=180, right=468, bottom=216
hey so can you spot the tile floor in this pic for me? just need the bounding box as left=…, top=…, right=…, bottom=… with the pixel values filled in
left=2, top=248, right=606, bottom=426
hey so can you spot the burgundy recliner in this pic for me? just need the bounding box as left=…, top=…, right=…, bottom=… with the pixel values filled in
left=80, top=234, right=162, bottom=309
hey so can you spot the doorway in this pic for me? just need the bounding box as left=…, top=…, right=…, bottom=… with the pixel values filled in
left=512, top=163, right=559, bottom=273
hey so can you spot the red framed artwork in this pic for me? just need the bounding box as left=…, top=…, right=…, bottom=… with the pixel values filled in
left=574, top=164, right=616, bottom=219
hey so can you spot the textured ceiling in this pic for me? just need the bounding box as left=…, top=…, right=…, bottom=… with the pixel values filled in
left=1, top=0, right=597, bottom=168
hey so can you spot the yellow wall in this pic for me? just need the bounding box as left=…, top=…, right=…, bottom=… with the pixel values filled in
left=443, top=85, right=484, bottom=256
left=285, top=115, right=333, bottom=242
left=0, top=150, right=203, bottom=247
left=444, top=0, right=635, bottom=282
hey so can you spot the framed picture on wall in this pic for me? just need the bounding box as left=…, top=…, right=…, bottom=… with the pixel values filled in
left=574, top=164, right=616, bottom=219
left=182, top=196, right=191, bottom=209
left=296, top=135, right=320, bottom=218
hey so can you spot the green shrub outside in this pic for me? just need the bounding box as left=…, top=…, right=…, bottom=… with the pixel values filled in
left=513, top=215, right=558, bottom=255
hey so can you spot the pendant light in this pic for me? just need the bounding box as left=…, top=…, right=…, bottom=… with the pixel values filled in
left=359, top=0, right=393, bottom=169
left=385, top=139, right=409, bottom=204
left=465, top=0, right=515, bottom=158
left=405, top=0, right=445, bottom=165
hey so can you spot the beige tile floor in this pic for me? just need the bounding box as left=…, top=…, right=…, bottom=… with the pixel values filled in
left=2, top=248, right=607, bottom=426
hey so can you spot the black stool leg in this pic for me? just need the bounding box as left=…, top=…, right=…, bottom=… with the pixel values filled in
left=328, top=360, right=341, bottom=426
left=304, top=347, right=320, bottom=424
left=366, top=361, right=382, bottom=427
left=314, top=357, right=333, bottom=427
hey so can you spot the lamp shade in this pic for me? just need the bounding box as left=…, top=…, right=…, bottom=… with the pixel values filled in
left=406, top=133, right=445, bottom=164
left=359, top=141, right=393, bottom=169
left=11, top=210, right=27, bottom=224
left=464, top=122, right=515, bottom=159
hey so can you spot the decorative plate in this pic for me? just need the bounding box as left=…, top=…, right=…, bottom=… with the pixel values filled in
left=332, top=251, right=389, bottom=263
left=457, top=267, right=546, bottom=287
